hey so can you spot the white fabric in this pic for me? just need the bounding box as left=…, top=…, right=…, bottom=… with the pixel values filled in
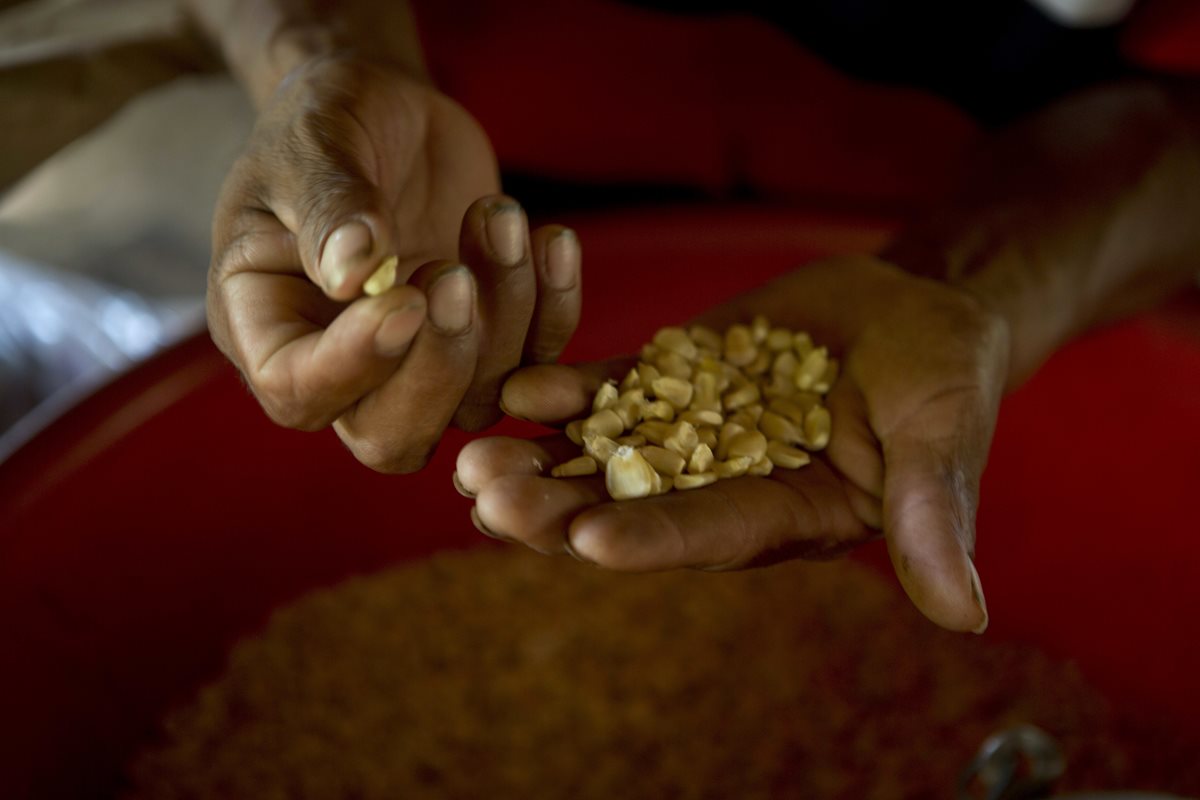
left=0, top=75, right=253, bottom=297
left=0, top=74, right=255, bottom=458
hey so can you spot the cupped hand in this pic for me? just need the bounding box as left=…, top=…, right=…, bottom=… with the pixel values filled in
left=206, top=55, right=581, bottom=472
left=456, top=256, right=1009, bottom=633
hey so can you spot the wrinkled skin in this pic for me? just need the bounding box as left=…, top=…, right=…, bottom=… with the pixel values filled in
left=206, top=55, right=581, bottom=473
left=205, top=53, right=1005, bottom=632
left=457, top=257, right=1009, bottom=633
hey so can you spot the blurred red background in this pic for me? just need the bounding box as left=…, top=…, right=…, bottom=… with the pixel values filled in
left=3, top=0, right=1200, bottom=795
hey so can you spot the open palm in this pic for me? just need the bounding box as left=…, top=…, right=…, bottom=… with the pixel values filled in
left=457, top=256, right=1007, bottom=633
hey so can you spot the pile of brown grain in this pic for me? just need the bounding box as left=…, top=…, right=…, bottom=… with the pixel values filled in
left=125, top=548, right=1197, bottom=799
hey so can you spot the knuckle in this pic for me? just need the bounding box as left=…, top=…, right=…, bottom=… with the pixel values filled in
left=204, top=298, right=235, bottom=362
left=219, top=152, right=267, bottom=208
left=492, top=255, right=537, bottom=294
left=527, top=321, right=577, bottom=363
left=927, top=286, right=1007, bottom=349
left=211, top=230, right=258, bottom=279
left=537, top=305, right=579, bottom=340
left=261, top=395, right=325, bottom=432
left=453, top=388, right=504, bottom=432
left=252, top=370, right=328, bottom=432
left=341, top=429, right=437, bottom=474
left=525, top=341, right=566, bottom=366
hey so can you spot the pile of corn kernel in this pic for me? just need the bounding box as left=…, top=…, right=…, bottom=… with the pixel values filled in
left=551, top=316, right=837, bottom=500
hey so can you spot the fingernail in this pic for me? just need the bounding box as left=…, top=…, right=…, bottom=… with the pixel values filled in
left=564, top=536, right=594, bottom=564
left=544, top=228, right=579, bottom=290
left=320, top=221, right=373, bottom=294
left=485, top=203, right=524, bottom=266
left=428, top=266, right=473, bottom=334
left=471, top=506, right=511, bottom=542
left=497, top=395, right=528, bottom=422
left=374, top=301, right=425, bottom=358
left=452, top=471, right=475, bottom=498
left=968, top=559, right=989, bottom=634
left=362, top=255, right=399, bottom=297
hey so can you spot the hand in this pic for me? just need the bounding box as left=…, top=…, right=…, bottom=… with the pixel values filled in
left=206, top=55, right=581, bottom=471
left=456, top=256, right=1009, bottom=633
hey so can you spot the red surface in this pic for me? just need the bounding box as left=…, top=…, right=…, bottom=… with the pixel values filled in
left=980, top=309, right=1200, bottom=714
left=2, top=206, right=1199, bottom=796
left=414, top=0, right=1200, bottom=210
left=1123, top=0, right=1200, bottom=76
left=412, top=0, right=977, bottom=209
left=2, top=4, right=1196, bottom=795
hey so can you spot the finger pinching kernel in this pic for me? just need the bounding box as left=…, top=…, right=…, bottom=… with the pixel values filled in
left=549, top=319, right=838, bottom=499
left=362, top=256, right=400, bottom=297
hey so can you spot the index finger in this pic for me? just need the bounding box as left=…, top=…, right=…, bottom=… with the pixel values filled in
left=471, top=443, right=869, bottom=571
left=208, top=211, right=427, bottom=431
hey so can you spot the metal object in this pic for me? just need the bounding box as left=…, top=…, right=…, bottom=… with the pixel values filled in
left=959, top=724, right=1066, bottom=800
left=959, top=724, right=1192, bottom=800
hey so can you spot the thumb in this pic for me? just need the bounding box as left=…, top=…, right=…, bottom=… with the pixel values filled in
left=881, top=396, right=993, bottom=634
left=273, top=159, right=399, bottom=302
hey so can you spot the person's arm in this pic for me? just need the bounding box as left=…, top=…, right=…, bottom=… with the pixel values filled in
left=455, top=79, right=1200, bottom=635
left=184, top=1, right=583, bottom=473
left=182, top=0, right=428, bottom=107
left=887, top=79, right=1200, bottom=390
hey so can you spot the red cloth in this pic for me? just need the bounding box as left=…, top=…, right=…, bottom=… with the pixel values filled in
left=414, top=0, right=1200, bottom=207
left=411, top=0, right=977, bottom=208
